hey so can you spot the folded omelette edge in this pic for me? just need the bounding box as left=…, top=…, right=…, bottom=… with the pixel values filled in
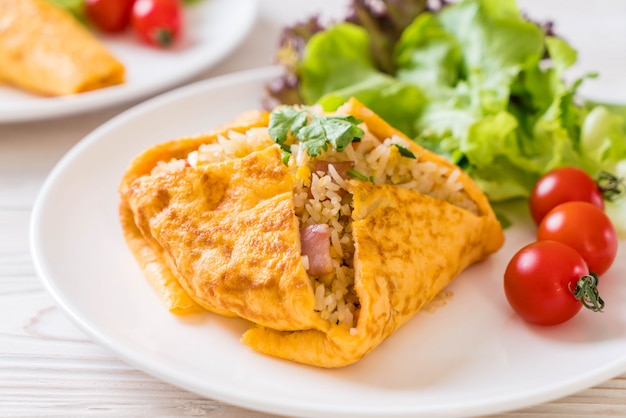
left=119, top=98, right=504, bottom=368
left=241, top=99, right=504, bottom=367
left=119, top=110, right=270, bottom=314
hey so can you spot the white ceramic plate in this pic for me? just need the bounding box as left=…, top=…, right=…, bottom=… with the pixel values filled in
left=0, top=0, right=257, bottom=123
left=31, top=66, right=626, bottom=418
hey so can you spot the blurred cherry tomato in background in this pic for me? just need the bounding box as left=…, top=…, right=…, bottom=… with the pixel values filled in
left=504, top=240, right=603, bottom=325
left=85, top=0, right=135, bottom=33
left=537, top=201, right=617, bottom=275
left=529, top=166, right=604, bottom=225
left=131, top=0, right=183, bottom=47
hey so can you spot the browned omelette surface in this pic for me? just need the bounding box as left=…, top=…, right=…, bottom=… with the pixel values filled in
left=119, top=98, right=504, bottom=367
left=0, top=0, right=125, bottom=96
left=125, top=145, right=329, bottom=332
left=243, top=178, right=502, bottom=367
left=119, top=110, right=270, bottom=314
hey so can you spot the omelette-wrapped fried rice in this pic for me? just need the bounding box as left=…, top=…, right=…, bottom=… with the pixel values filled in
left=0, top=0, right=125, bottom=96
left=119, top=98, right=504, bottom=367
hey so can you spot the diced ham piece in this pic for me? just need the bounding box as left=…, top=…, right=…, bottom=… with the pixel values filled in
left=300, top=224, right=333, bottom=276
left=315, top=160, right=354, bottom=179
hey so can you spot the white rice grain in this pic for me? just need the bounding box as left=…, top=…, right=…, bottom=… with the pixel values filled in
left=156, top=116, right=477, bottom=331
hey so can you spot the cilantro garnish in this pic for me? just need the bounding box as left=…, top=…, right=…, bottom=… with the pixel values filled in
left=269, top=106, right=364, bottom=158
left=391, top=144, right=416, bottom=159
left=268, top=106, right=308, bottom=145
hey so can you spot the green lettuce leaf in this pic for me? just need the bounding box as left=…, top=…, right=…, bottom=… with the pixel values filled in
left=300, top=23, right=424, bottom=136
left=405, top=0, right=586, bottom=202
left=581, top=106, right=626, bottom=173
left=280, top=0, right=626, bottom=232
left=394, top=13, right=461, bottom=98
left=436, top=0, right=544, bottom=89
left=300, top=23, right=377, bottom=104
left=579, top=105, right=626, bottom=237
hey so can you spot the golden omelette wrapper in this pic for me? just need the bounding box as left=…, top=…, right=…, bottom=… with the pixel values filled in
left=120, top=110, right=270, bottom=315
left=0, top=0, right=125, bottom=96
left=119, top=98, right=504, bottom=367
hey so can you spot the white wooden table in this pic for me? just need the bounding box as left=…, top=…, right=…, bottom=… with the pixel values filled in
left=2, top=1, right=626, bottom=416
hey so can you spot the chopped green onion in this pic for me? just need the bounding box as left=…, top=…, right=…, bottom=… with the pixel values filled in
left=391, top=144, right=416, bottom=159
left=347, top=168, right=374, bottom=182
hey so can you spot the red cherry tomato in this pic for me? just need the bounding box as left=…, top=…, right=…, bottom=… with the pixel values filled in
left=529, top=166, right=604, bottom=225
left=504, top=240, right=603, bottom=325
left=85, top=0, right=135, bottom=33
left=537, top=201, right=617, bottom=275
left=131, top=0, right=183, bottom=48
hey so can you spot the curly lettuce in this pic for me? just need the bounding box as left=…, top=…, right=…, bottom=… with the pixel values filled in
left=268, top=0, right=626, bottom=235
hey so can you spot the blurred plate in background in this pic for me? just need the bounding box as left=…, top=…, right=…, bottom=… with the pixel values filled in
left=0, top=0, right=258, bottom=123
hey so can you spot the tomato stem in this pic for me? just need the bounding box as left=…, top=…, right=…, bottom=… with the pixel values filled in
left=154, top=28, right=174, bottom=47
left=569, top=273, right=604, bottom=312
left=596, top=171, right=625, bottom=202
